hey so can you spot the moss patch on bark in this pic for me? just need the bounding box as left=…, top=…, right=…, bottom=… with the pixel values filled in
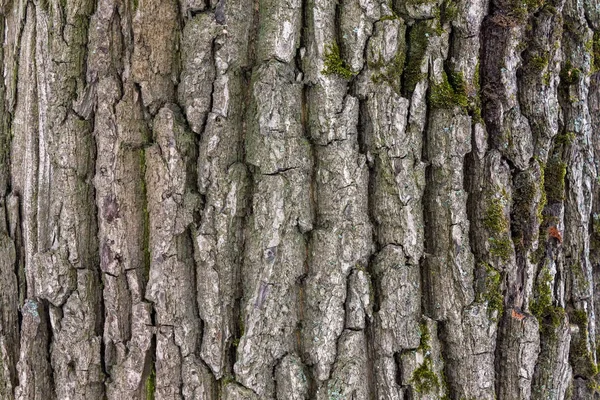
left=145, top=366, right=156, bottom=400
left=322, top=42, right=356, bottom=79
left=482, top=263, right=504, bottom=320
left=411, top=323, right=440, bottom=394
left=403, top=21, right=432, bottom=95
left=544, top=156, right=567, bottom=204
left=569, top=309, right=599, bottom=378
left=484, top=193, right=512, bottom=260
left=429, top=71, right=469, bottom=111
left=530, top=265, right=565, bottom=338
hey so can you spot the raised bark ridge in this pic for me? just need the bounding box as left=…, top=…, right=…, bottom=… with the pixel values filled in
left=0, top=0, right=599, bottom=399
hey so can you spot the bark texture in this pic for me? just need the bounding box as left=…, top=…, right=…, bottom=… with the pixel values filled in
left=0, top=0, right=600, bottom=398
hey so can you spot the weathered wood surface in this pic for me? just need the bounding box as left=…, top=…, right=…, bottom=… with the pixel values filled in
left=0, top=0, right=599, bottom=398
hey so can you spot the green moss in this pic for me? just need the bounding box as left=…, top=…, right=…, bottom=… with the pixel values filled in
left=507, top=0, right=529, bottom=20
left=506, top=0, right=544, bottom=20
left=512, top=172, right=544, bottom=245
left=471, top=103, right=483, bottom=124
left=483, top=263, right=503, bottom=320
left=542, top=3, right=557, bottom=14
left=484, top=197, right=509, bottom=233
left=544, top=156, right=567, bottom=204
left=569, top=262, right=587, bottom=292
left=572, top=340, right=599, bottom=377
left=410, top=323, right=439, bottom=393
left=418, top=322, right=431, bottom=352
left=222, top=375, right=235, bottom=385
left=449, top=70, right=469, bottom=98
left=560, top=61, right=582, bottom=85
left=371, top=47, right=406, bottom=93
left=489, top=236, right=512, bottom=260
left=220, top=375, right=236, bottom=392
left=530, top=265, right=566, bottom=338
left=441, top=0, right=459, bottom=23
left=411, top=358, right=440, bottom=394
left=530, top=234, right=546, bottom=265
left=587, top=378, right=600, bottom=395
left=594, top=214, right=600, bottom=236
left=555, top=131, right=576, bottom=146
left=537, top=160, right=547, bottom=224
left=593, top=32, right=600, bottom=73
left=380, top=9, right=401, bottom=21
left=145, top=366, right=156, bottom=400
left=566, top=381, right=574, bottom=399
left=529, top=53, right=549, bottom=72
left=408, top=322, right=449, bottom=395
left=524, top=0, right=545, bottom=12
left=403, top=21, right=432, bottom=96
left=231, top=302, right=248, bottom=351
left=585, top=32, right=600, bottom=73
left=429, top=71, right=469, bottom=111
left=542, top=71, right=551, bottom=86
left=322, top=42, right=356, bottom=80
left=569, top=309, right=599, bottom=377
left=572, top=309, right=588, bottom=326
left=483, top=194, right=512, bottom=260
left=530, top=265, right=553, bottom=320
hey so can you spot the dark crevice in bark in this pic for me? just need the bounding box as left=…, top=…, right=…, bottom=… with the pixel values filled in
left=300, top=83, right=318, bottom=400
left=12, top=201, right=26, bottom=320
left=492, top=310, right=505, bottom=397
left=438, top=321, right=457, bottom=398
left=358, top=98, right=380, bottom=338
left=419, top=114, right=433, bottom=319
left=97, top=271, right=109, bottom=381
left=261, top=166, right=299, bottom=176
left=400, top=23, right=416, bottom=100
left=297, top=2, right=314, bottom=388
left=226, top=0, right=260, bottom=390
left=364, top=323, right=377, bottom=400
left=245, top=0, right=261, bottom=70
left=392, top=351, right=403, bottom=387
left=142, top=321, right=157, bottom=399
left=271, top=352, right=287, bottom=398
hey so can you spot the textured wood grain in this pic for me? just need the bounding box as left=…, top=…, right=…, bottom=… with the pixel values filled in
left=0, top=0, right=599, bottom=398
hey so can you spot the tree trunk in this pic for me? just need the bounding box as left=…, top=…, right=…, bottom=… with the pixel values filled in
left=0, top=0, right=599, bottom=398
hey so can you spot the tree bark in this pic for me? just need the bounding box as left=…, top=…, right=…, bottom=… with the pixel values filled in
left=0, top=0, right=599, bottom=398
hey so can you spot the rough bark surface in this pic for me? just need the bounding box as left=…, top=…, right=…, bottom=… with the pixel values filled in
left=0, top=0, right=600, bottom=398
